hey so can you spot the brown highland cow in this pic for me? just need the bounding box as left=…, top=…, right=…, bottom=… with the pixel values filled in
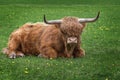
left=2, top=12, right=100, bottom=59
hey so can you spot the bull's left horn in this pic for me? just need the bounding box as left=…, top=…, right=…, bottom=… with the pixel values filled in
left=44, top=15, right=62, bottom=24
left=78, top=11, right=100, bottom=23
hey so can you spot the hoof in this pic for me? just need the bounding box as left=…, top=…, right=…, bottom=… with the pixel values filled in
left=38, top=54, right=43, bottom=57
left=17, top=53, right=25, bottom=57
left=17, top=52, right=25, bottom=57
left=38, top=54, right=56, bottom=59
left=38, top=54, right=47, bottom=58
left=9, top=52, right=16, bottom=59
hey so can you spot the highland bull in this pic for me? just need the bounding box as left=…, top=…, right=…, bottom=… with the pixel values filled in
left=2, top=12, right=100, bottom=59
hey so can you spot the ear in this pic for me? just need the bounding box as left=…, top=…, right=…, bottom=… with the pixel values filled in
left=81, top=23, right=86, bottom=29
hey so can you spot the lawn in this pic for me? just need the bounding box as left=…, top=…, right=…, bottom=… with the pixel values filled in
left=0, top=0, right=120, bottom=80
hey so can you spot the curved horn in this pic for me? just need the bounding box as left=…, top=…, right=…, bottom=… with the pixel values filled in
left=78, top=11, right=100, bottom=23
left=44, top=15, right=62, bottom=24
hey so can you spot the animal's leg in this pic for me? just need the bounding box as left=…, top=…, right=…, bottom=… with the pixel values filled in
left=2, top=47, right=24, bottom=58
left=57, top=52, right=72, bottom=58
left=8, top=51, right=25, bottom=59
left=7, top=37, right=21, bottom=59
left=2, top=47, right=16, bottom=58
left=73, top=48, right=85, bottom=58
left=38, top=47, right=57, bottom=59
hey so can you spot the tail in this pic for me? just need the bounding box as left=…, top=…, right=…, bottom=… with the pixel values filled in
left=1, top=48, right=9, bottom=54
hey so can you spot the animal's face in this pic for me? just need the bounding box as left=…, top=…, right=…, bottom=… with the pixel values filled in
left=60, top=17, right=85, bottom=37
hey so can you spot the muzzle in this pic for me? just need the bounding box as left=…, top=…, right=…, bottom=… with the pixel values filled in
left=67, top=37, right=77, bottom=44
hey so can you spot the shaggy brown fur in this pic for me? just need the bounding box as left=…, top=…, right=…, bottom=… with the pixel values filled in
left=3, top=17, right=86, bottom=59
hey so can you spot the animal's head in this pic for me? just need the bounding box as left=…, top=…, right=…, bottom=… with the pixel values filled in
left=44, top=12, right=100, bottom=43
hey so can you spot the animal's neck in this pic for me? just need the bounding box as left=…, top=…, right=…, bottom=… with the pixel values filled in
left=66, top=43, right=76, bottom=54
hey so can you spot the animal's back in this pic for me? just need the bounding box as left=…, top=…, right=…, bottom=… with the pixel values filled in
left=8, top=22, right=47, bottom=55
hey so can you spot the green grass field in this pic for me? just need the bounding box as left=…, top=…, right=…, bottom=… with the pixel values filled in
left=0, top=0, right=120, bottom=80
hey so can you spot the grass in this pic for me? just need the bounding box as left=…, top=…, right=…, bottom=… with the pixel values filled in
left=0, top=0, right=120, bottom=5
left=0, top=0, right=120, bottom=80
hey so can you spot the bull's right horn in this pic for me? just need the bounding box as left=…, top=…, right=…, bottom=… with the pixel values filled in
left=78, top=11, right=100, bottom=23
left=44, top=15, right=62, bottom=24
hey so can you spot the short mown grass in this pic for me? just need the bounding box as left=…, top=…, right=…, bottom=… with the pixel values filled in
left=0, top=0, right=120, bottom=80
